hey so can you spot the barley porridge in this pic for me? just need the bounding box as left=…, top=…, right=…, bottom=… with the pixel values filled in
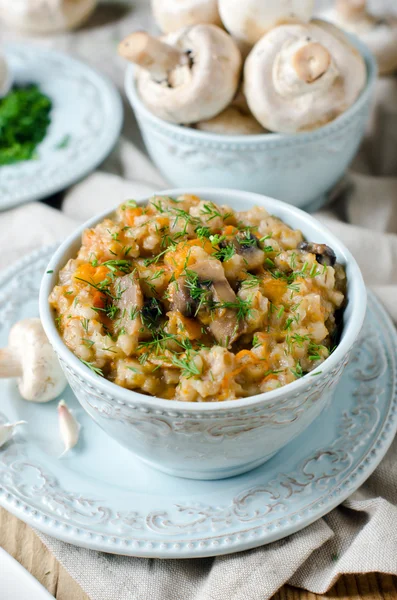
left=49, top=194, right=346, bottom=401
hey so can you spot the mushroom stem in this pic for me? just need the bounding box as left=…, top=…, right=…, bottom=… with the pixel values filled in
left=336, top=0, right=367, bottom=22
left=0, top=347, right=22, bottom=378
left=118, top=31, right=187, bottom=81
left=292, top=42, right=331, bottom=83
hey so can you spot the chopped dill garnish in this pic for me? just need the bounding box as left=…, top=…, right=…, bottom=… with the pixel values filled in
left=217, top=296, right=253, bottom=321
left=143, top=248, right=170, bottom=266
left=240, top=274, right=261, bottom=289
left=259, top=234, right=272, bottom=243
left=290, top=361, right=304, bottom=378
left=308, top=342, right=326, bottom=361
left=55, top=134, right=71, bottom=150
left=101, top=259, right=132, bottom=273
left=200, top=203, right=232, bottom=222
left=238, top=231, right=257, bottom=247
left=195, top=225, right=211, bottom=239
left=141, top=298, right=163, bottom=329
left=214, top=243, right=235, bottom=262
left=184, top=269, right=212, bottom=314
left=80, top=359, right=104, bottom=377
left=171, top=354, right=202, bottom=378
left=265, top=257, right=275, bottom=268
left=82, top=338, right=95, bottom=348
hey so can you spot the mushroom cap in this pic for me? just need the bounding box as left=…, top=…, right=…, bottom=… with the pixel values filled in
left=9, top=318, right=67, bottom=402
left=151, top=0, right=221, bottom=33
left=244, top=20, right=367, bottom=133
left=218, top=0, right=315, bottom=46
left=136, top=25, right=242, bottom=124
left=0, top=0, right=97, bottom=33
left=196, top=89, right=266, bottom=135
left=321, top=6, right=397, bottom=75
left=196, top=105, right=266, bottom=135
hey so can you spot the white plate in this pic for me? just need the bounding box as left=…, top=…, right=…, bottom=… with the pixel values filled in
left=0, top=44, right=123, bottom=210
left=0, top=547, right=54, bottom=600
left=0, top=245, right=396, bottom=558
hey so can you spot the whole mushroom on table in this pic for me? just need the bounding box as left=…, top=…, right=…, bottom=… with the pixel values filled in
left=319, top=0, right=397, bottom=76
left=0, top=318, right=67, bottom=402
left=120, top=0, right=369, bottom=135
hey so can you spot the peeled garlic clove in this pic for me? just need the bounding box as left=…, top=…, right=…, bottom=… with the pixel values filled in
left=58, top=400, right=80, bottom=457
left=0, top=421, right=26, bottom=448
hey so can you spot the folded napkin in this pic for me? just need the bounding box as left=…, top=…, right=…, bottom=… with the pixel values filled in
left=1, top=1, right=397, bottom=598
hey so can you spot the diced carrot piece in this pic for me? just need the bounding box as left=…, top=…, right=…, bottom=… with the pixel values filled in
left=223, top=225, right=237, bottom=236
left=179, top=315, right=202, bottom=339
left=73, top=263, right=110, bottom=286
left=164, top=239, right=215, bottom=277
left=125, top=207, right=143, bottom=226
left=262, top=278, right=288, bottom=304
left=92, top=291, right=106, bottom=309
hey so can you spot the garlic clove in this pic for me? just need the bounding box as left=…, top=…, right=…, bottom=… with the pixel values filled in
left=58, top=400, right=81, bottom=458
left=0, top=421, right=26, bottom=449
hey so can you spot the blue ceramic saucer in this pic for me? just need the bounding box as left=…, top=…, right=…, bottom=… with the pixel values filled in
left=0, top=44, right=122, bottom=210
left=0, top=245, right=395, bottom=558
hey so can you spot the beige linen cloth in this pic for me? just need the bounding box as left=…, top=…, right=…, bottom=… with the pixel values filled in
left=1, top=1, right=397, bottom=598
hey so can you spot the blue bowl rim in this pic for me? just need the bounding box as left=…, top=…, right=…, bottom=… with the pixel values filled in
left=39, top=187, right=367, bottom=412
left=125, top=29, right=377, bottom=146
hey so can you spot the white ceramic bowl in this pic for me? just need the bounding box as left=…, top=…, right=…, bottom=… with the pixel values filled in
left=40, top=189, right=367, bottom=480
left=125, top=37, right=377, bottom=212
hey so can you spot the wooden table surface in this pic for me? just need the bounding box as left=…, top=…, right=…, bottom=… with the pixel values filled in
left=1, top=507, right=396, bottom=600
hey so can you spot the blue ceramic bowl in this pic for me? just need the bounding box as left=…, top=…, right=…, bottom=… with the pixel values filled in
left=40, top=188, right=367, bottom=480
left=125, top=37, right=376, bottom=212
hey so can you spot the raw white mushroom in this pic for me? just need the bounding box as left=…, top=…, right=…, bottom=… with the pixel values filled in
left=0, top=0, right=97, bottom=34
left=218, top=0, right=315, bottom=46
left=196, top=91, right=266, bottom=135
left=0, top=54, right=12, bottom=98
left=119, top=25, right=242, bottom=124
left=244, top=20, right=366, bottom=133
left=0, top=318, right=67, bottom=402
left=151, top=0, right=221, bottom=33
left=58, top=399, right=80, bottom=457
left=320, top=0, right=397, bottom=75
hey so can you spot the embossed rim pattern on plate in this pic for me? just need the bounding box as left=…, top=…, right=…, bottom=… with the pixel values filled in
left=0, top=245, right=396, bottom=558
left=1, top=44, right=123, bottom=210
